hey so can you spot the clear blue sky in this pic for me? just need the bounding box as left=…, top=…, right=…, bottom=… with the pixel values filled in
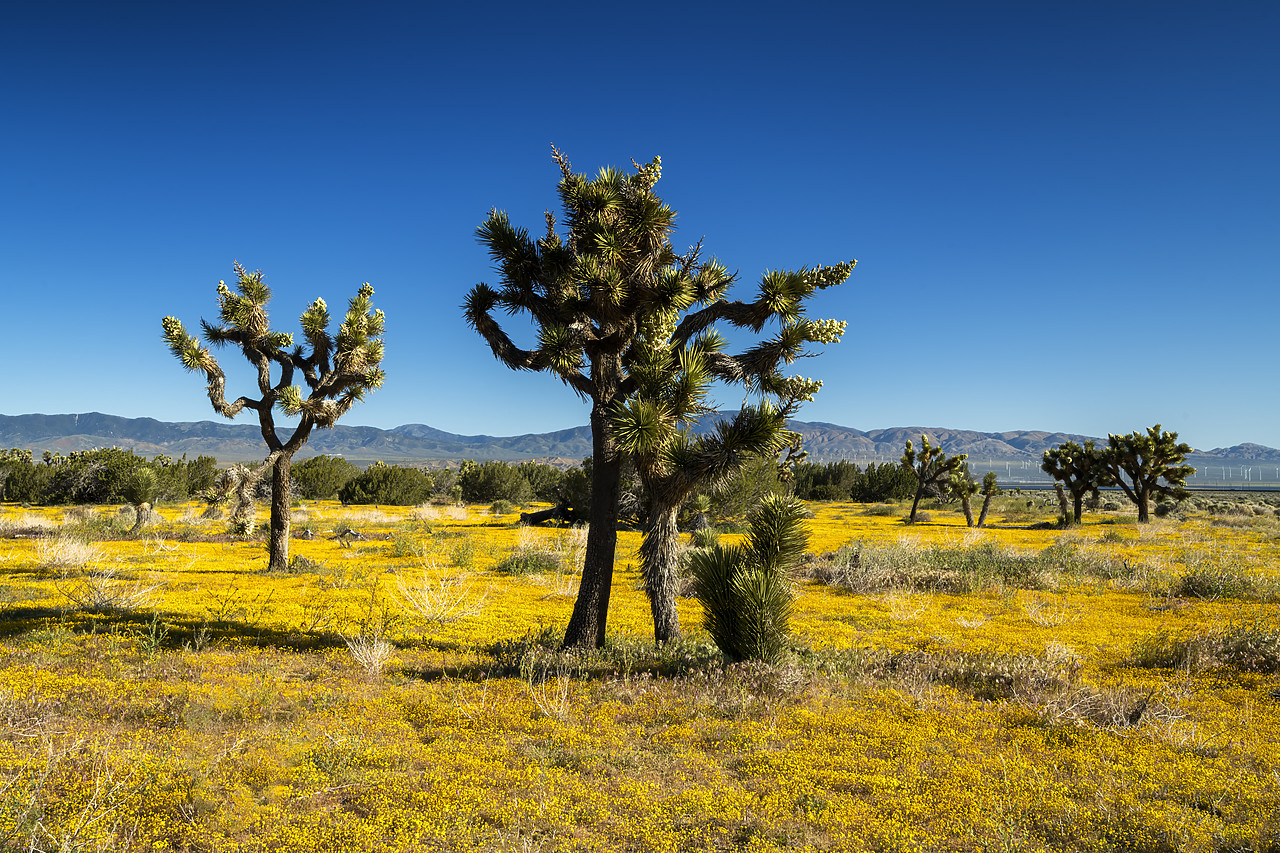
left=3, top=1, right=1276, bottom=451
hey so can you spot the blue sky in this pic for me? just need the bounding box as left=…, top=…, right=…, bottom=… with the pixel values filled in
left=2, top=1, right=1276, bottom=451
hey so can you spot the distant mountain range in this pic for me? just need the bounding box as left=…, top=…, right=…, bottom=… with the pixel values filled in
left=3, top=413, right=1278, bottom=478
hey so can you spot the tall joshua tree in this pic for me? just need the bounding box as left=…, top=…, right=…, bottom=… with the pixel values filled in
left=1102, top=424, right=1194, bottom=523
left=613, top=309, right=844, bottom=643
left=901, top=435, right=967, bottom=522
left=465, top=147, right=852, bottom=648
left=162, top=263, right=385, bottom=570
left=1041, top=440, right=1113, bottom=524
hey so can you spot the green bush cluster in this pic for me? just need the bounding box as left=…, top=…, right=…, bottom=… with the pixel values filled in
left=791, top=460, right=916, bottom=503
left=338, top=462, right=433, bottom=505
left=0, top=447, right=216, bottom=506
left=293, top=455, right=361, bottom=500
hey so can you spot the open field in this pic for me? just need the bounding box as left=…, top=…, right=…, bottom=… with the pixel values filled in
left=1, top=497, right=1278, bottom=852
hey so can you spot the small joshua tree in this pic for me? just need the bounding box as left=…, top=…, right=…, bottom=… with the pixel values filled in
left=948, top=463, right=978, bottom=527
left=690, top=494, right=809, bottom=664
left=162, top=263, right=385, bottom=570
left=1101, top=424, right=1194, bottom=523
left=901, top=435, right=968, bottom=522
left=976, top=471, right=1000, bottom=528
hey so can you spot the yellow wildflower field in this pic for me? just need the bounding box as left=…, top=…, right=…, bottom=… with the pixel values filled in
left=0, top=497, right=1277, bottom=852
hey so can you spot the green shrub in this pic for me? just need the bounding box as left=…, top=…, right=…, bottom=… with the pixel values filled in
left=1175, top=566, right=1256, bottom=600
left=458, top=461, right=534, bottom=504
left=490, top=499, right=516, bottom=516
left=339, top=463, right=433, bottom=505
left=494, top=548, right=561, bottom=576
left=294, top=455, right=361, bottom=500
left=287, top=554, right=327, bottom=574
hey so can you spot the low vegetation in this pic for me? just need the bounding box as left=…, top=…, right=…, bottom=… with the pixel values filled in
left=0, top=492, right=1277, bottom=852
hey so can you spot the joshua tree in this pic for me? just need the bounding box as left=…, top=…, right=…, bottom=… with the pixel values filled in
left=162, top=263, right=385, bottom=570
left=121, top=467, right=158, bottom=535
left=689, top=494, right=809, bottom=664
left=1101, top=425, right=1194, bottom=523
left=901, top=435, right=968, bottom=522
left=948, top=462, right=978, bottom=527
left=976, top=471, right=1000, bottom=527
left=1041, top=440, right=1113, bottom=525
left=465, top=147, right=853, bottom=648
left=613, top=314, right=843, bottom=643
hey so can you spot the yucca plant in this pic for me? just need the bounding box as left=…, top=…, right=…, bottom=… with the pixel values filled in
left=690, top=494, right=809, bottom=663
left=162, top=263, right=385, bottom=570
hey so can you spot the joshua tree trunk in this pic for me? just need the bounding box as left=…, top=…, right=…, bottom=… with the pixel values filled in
left=564, top=393, right=621, bottom=649
left=1072, top=493, right=1085, bottom=524
left=909, top=487, right=925, bottom=522
left=128, top=502, right=151, bottom=535
left=959, top=492, right=974, bottom=527
left=640, top=501, right=683, bottom=644
left=1135, top=489, right=1150, bottom=523
left=1053, top=482, right=1071, bottom=524
left=977, top=492, right=994, bottom=528
left=268, top=454, right=293, bottom=572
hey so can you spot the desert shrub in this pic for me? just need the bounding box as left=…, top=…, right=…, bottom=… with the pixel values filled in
left=791, top=460, right=860, bottom=501
left=294, top=455, right=361, bottom=499
left=39, top=448, right=144, bottom=504
left=1130, top=620, right=1280, bottom=673
left=515, top=462, right=567, bottom=503
left=485, top=624, right=564, bottom=674
left=286, top=554, right=327, bottom=574
left=494, top=548, right=561, bottom=576
left=0, top=461, right=52, bottom=503
left=339, top=463, right=433, bottom=505
left=388, top=528, right=428, bottom=559
left=1174, top=565, right=1257, bottom=600
left=457, top=461, right=534, bottom=505
left=860, top=503, right=902, bottom=517
left=489, top=499, right=516, bottom=516
left=704, top=457, right=786, bottom=528
left=807, top=540, right=1052, bottom=593
left=807, top=647, right=1081, bottom=702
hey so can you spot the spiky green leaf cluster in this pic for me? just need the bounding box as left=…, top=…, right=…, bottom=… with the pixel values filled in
left=690, top=494, right=809, bottom=663
left=162, top=265, right=385, bottom=439
left=1102, top=425, right=1196, bottom=521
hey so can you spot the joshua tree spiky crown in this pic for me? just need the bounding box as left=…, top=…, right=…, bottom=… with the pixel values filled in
left=1102, top=424, right=1195, bottom=523
left=162, top=263, right=385, bottom=568
left=162, top=263, right=385, bottom=436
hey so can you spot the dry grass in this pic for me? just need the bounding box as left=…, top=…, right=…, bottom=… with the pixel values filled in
left=393, top=563, right=488, bottom=624
left=0, top=513, right=58, bottom=537
left=55, top=566, right=163, bottom=612
left=343, top=630, right=396, bottom=677
left=36, top=534, right=102, bottom=570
